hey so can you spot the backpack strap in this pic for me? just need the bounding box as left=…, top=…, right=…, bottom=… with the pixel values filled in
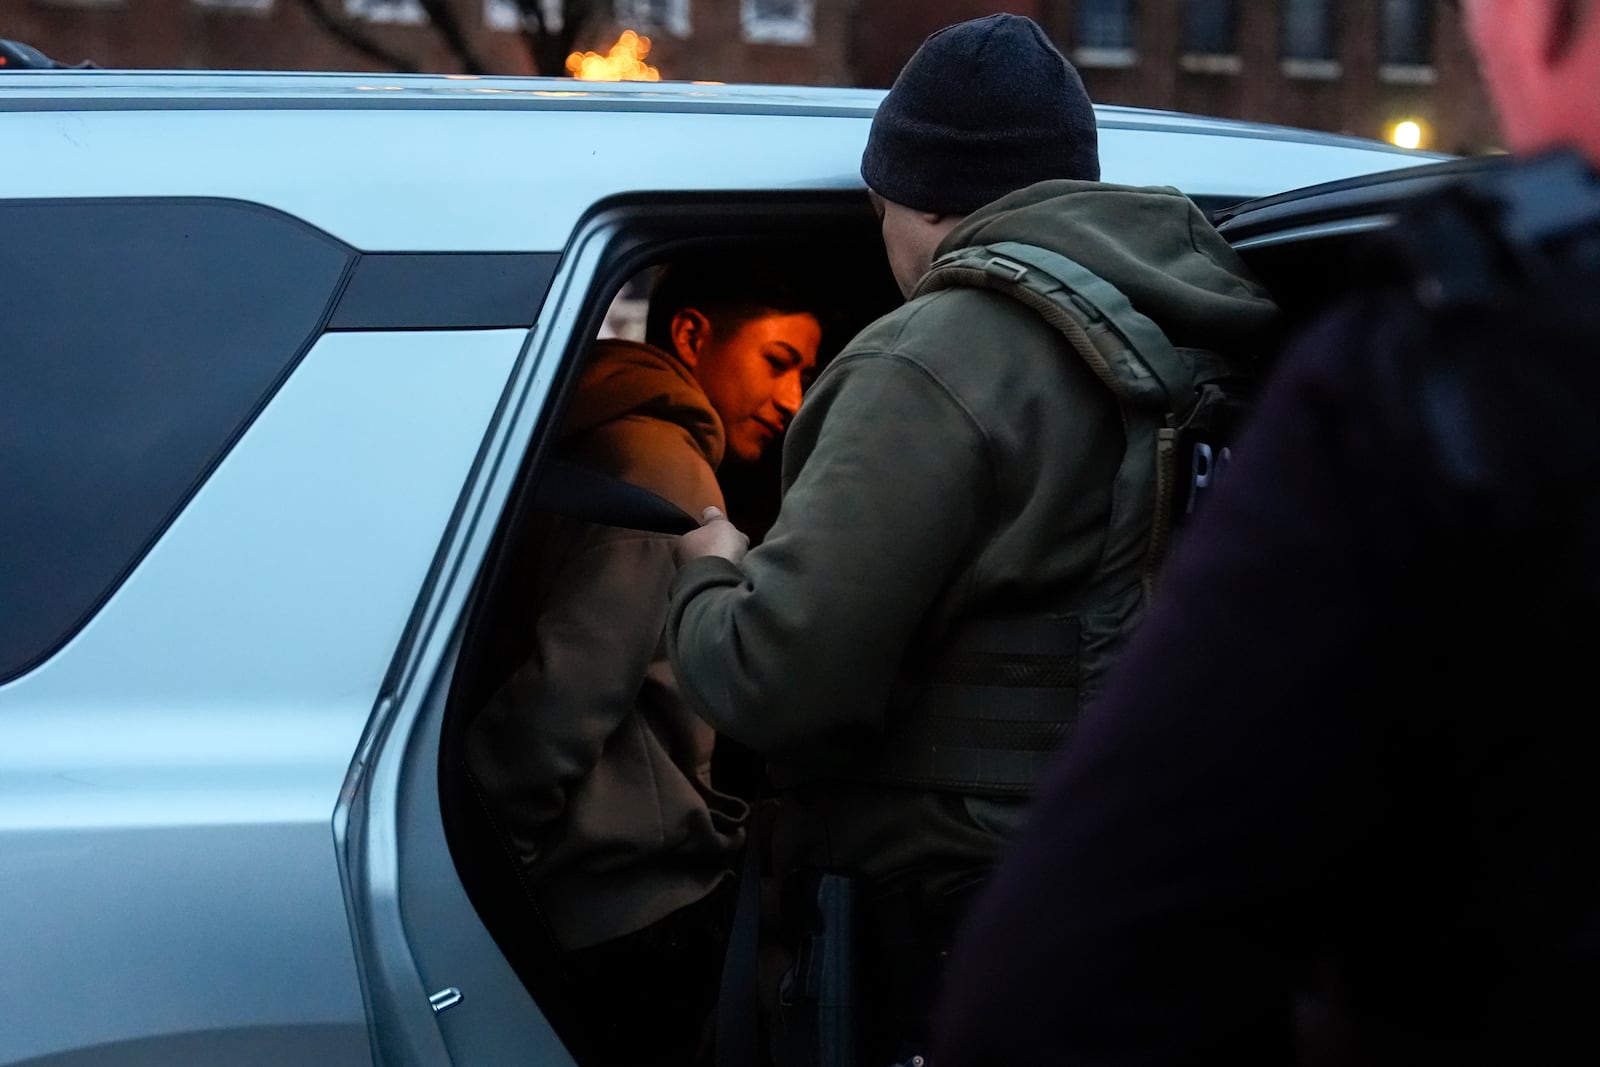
left=920, top=241, right=1188, bottom=413
left=828, top=244, right=1242, bottom=796
left=919, top=241, right=1235, bottom=602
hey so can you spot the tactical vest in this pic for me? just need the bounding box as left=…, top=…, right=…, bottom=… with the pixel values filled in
left=843, top=240, right=1260, bottom=798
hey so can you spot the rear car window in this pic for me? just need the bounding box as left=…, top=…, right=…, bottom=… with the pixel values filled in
left=0, top=198, right=354, bottom=684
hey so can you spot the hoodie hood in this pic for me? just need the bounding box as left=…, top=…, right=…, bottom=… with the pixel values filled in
left=938, top=180, right=1280, bottom=352
left=559, top=338, right=725, bottom=468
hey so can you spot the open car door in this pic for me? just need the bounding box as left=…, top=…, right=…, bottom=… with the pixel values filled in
left=1214, top=154, right=1503, bottom=333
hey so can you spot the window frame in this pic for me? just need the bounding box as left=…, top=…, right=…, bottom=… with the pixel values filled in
left=1379, top=0, right=1437, bottom=83
left=192, top=0, right=274, bottom=11
left=1179, top=0, right=1239, bottom=74
left=486, top=0, right=562, bottom=33
left=1280, top=0, right=1338, bottom=60
left=741, top=0, right=814, bottom=46
left=613, top=0, right=692, bottom=38
left=346, top=0, right=426, bottom=25
left=1072, top=0, right=1138, bottom=68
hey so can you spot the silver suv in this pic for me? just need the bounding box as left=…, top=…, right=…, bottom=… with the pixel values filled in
left=0, top=70, right=1452, bottom=1067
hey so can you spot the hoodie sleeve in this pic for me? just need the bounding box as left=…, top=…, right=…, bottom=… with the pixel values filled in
left=466, top=529, right=684, bottom=857
left=666, top=348, right=992, bottom=764
left=465, top=387, right=725, bottom=862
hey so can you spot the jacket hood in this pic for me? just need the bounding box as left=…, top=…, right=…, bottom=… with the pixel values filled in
left=559, top=338, right=725, bottom=467
left=938, top=180, right=1280, bottom=351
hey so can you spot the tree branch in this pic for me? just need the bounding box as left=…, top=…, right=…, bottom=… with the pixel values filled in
left=416, top=0, right=491, bottom=74
left=295, top=0, right=421, bottom=73
left=514, top=0, right=602, bottom=76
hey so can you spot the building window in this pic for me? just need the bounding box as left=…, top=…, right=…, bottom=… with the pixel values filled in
left=486, top=0, right=562, bottom=32
left=1281, top=0, right=1336, bottom=59
left=1183, top=0, right=1234, bottom=54
left=1280, top=0, right=1340, bottom=78
left=742, top=0, right=813, bottom=45
left=1380, top=0, right=1435, bottom=82
left=1180, top=0, right=1239, bottom=73
left=1382, top=0, right=1432, bottom=63
left=614, top=0, right=691, bottom=38
left=1073, top=0, right=1136, bottom=68
left=193, top=0, right=273, bottom=11
left=346, top=0, right=425, bottom=24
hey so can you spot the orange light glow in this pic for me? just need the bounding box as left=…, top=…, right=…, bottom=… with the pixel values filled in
left=566, top=30, right=661, bottom=81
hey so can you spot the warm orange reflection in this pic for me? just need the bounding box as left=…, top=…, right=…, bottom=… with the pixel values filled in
left=566, top=30, right=662, bottom=81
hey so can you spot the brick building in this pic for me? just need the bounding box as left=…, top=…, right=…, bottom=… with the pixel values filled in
left=853, top=1, right=1497, bottom=154
left=1043, top=1, right=1498, bottom=154
left=4, top=0, right=1496, bottom=152
left=2, top=0, right=853, bottom=84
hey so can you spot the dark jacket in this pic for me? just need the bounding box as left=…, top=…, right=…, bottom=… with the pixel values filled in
left=933, top=159, right=1600, bottom=1065
left=466, top=338, right=747, bottom=951
left=666, top=181, right=1278, bottom=905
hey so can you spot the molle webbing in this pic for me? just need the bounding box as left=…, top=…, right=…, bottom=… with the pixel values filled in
left=852, top=617, right=1081, bottom=798
left=918, top=242, right=1198, bottom=602
left=839, top=241, right=1252, bottom=797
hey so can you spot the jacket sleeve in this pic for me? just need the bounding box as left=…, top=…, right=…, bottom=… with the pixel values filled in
left=666, top=350, right=993, bottom=764
left=465, top=404, right=726, bottom=860
left=466, top=528, right=682, bottom=857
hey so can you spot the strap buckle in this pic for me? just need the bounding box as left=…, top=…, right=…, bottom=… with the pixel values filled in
left=982, top=256, right=1029, bottom=283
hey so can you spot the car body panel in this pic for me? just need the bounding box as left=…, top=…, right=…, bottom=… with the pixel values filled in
left=2, top=73, right=1444, bottom=252
left=0, top=330, right=524, bottom=1065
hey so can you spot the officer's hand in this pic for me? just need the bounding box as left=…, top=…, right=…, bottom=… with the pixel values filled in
left=675, top=505, right=749, bottom=566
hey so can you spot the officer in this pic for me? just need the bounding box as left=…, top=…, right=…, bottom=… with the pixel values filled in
left=933, top=2, right=1600, bottom=1064
left=665, top=13, right=1278, bottom=1064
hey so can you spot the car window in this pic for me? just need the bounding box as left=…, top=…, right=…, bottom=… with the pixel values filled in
left=0, top=198, right=354, bottom=684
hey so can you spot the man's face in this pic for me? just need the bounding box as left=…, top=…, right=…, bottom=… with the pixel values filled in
left=871, top=190, right=960, bottom=299
left=1460, top=0, right=1545, bottom=151
left=688, top=310, right=822, bottom=464
left=1459, top=0, right=1596, bottom=156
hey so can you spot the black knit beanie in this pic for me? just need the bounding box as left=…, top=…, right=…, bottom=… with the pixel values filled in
left=861, top=13, right=1100, bottom=215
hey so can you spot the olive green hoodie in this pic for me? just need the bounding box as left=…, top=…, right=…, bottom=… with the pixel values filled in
left=467, top=338, right=747, bottom=950
left=667, top=181, right=1278, bottom=904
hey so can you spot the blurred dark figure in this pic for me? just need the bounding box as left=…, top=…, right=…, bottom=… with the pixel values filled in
left=934, top=2, right=1600, bottom=1065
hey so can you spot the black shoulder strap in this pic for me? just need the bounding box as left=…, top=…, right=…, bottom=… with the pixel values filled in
left=530, top=458, right=699, bottom=535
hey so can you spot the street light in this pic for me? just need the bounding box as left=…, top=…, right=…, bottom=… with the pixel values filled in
left=1390, top=119, right=1427, bottom=150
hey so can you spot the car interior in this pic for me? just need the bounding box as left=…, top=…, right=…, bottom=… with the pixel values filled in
left=433, top=192, right=901, bottom=1055
left=430, top=162, right=1484, bottom=1061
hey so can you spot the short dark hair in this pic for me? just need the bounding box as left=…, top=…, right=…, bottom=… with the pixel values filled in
left=643, top=255, right=820, bottom=351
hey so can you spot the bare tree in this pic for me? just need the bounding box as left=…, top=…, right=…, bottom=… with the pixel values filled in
left=298, top=0, right=609, bottom=76
left=516, top=0, right=606, bottom=78
left=418, top=0, right=492, bottom=74
left=294, top=0, right=422, bottom=72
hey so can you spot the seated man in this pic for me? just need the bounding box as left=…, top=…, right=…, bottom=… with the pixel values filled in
left=464, top=259, right=822, bottom=1067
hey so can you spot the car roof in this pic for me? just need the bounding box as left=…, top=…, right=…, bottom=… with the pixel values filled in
left=1, top=70, right=1450, bottom=251
left=0, top=69, right=1440, bottom=156
left=1215, top=153, right=1502, bottom=240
